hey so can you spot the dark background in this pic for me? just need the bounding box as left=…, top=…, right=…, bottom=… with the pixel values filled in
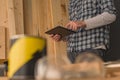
left=108, top=0, right=120, bottom=61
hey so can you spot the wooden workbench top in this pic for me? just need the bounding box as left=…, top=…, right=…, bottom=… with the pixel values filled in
left=1, top=76, right=120, bottom=80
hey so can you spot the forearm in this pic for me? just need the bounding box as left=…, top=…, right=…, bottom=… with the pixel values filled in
left=84, top=12, right=116, bottom=30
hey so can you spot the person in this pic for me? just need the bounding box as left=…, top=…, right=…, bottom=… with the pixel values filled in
left=50, top=0, right=116, bottom=63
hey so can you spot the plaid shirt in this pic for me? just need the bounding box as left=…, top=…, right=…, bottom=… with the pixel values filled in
left=67, top=0, right=116, bottom=62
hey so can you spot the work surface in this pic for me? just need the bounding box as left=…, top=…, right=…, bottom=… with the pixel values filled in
left=1, top=61, right=120, bottom=80
left=0, top=76, right=120, bottom=80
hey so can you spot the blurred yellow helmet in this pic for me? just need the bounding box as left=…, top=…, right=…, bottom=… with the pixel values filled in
left=8, top=35, right=46, bottom=79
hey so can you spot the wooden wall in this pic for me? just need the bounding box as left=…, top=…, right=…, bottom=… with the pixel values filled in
left=0, top=26, right=6, bottom=59
left=0, top=0, right=24, bottom=60
left=0, top=0, right=69, bottom=65
left=25, top=0, right=69, bottom=65
left=0, top=0, right=7, bottom=59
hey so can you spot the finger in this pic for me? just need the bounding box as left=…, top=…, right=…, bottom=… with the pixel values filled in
left=69, top=22, right=75, bottom=30
left=73, top=21, right=80, bottom=30
left=70, top=22, right=75, bottom=30
left=55, top=34, right=61, bottom=39
left=66, top=23, right=71, bottom=29
left=66, top=21, right=73, bottom=29
left=68, top=24, right=72, bottom=29
left=53, top=34, right=61, bottom=41
left=72, top=23, right=75, bottom=30
left=50, top=34, right=54, bottom=37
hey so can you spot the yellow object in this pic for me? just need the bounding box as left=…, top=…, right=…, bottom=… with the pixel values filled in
left=8, top=36, right=46, bottom=78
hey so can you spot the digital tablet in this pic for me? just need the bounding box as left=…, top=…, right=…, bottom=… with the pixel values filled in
left=45, top=26, right=76, bottom=37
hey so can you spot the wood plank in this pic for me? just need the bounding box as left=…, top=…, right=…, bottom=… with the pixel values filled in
left=32, top=0, right=56, bottom=64
left=23, top=0, right=33, bottom=35
left=0, top=0, right=9, bottom=56
left=0, top=0, right=8, bottom=27
left=0, top=27, right=6, bottom=59
left=50, top=0, right=69, bottom=65
left=32, top=0, right=51, bottom=36
left=6, top=0, right=24, bottom=54
left=7, top=0, right=16, bottom=37
left=13, top=0, right=24, bottom=34
left=7, top=0, right=24, bottom=37
left=31, top=0, right=69, bottom=65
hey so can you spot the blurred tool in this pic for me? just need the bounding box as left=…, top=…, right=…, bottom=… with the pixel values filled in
left=8, top=35, right=46, bottom=80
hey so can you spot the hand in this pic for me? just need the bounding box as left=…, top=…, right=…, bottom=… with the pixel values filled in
left=65, top=21, right=86, bottom=31
left=50, top=34, right=62, bottom=41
